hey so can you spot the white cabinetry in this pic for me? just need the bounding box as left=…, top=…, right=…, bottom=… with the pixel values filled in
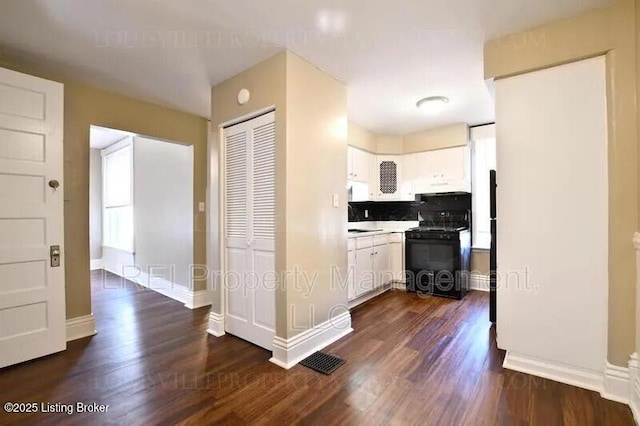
left=373, top=242, right=390, bottom=286
left=373, top=155, right=402, bottom=200
left=399, top=154, right=416, bottom=201
left=348, top=146, right=372, bottom=183
left=413, top=145, right=470, bottom=194
left=347, top=144, right=470, bottom=201
left=348, top=233, right=404, bottom=304
left=347, top=248, right=356, bottom=300
left=354, top=246, right=374, bottom=297
left=389, top=233, right=404, bottom=283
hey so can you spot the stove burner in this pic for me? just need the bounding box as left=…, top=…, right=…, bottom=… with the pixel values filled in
left=408, top=226, right=468, bottom=233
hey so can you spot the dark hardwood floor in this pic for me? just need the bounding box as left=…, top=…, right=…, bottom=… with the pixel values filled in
left=0, top=270, right=633, bottom=425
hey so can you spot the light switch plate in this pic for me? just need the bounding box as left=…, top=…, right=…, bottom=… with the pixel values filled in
left=199, top=202, right=205, bottom=212
left=332, top=193, right=339, bottom=208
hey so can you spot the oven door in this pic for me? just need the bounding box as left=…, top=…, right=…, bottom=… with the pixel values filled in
left=405, top=238, right=462, bottom=298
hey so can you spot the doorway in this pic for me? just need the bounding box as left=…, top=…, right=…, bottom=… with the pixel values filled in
left=89, top=125, right=194, bottom=307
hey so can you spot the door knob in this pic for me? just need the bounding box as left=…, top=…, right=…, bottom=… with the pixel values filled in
left=48, top=180, right=60, bottom=190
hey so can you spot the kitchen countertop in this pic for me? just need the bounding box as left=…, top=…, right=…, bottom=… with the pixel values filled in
left=347, top=229, right=405, bottom=238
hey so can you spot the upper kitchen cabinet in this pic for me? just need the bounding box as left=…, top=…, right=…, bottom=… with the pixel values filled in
left=347, top=146, right=372, bottom=183
left=373, top=155, right=402, bottom=200
left=413, top=145, right=470, bottom=194
left=399, top=154, right=416, bottom=201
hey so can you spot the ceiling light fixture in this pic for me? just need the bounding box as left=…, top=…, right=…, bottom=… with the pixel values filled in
left=416, top=96, right=449, bottom=114
left=316, top=10, right=348, bottom=35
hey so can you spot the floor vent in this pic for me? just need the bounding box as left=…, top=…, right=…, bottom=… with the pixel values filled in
left=300, top=351, right=345, bottom=375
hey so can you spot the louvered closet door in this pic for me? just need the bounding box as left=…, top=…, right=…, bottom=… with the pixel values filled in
left=223, top=111, right=275, bottom=351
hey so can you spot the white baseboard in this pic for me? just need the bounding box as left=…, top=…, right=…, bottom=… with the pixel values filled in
left=269, top=311, right=353, bottom=369
left=130, top=271, right=189, bottom=305
left=503, top=351, right=604, bottom=394
left=629, top=353, right=640, bottom=423
left=392, top=280, right=407, bottom=290
left=66, top=314, right=97, bottom=342
left=348, top=283, right=391, bottom=309
left=207, top=311, right=225, bottom=337
left=185, top=289, right=212, bottom=309
left=503, top=351, right=640, bottom=407
left=90, top=258, right=103, bottom=271
left=469, top=274, right=490, bottom=292
left=603, top=361, right=631, bottom=404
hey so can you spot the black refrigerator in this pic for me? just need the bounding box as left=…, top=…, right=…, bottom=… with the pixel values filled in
left=489, top=170, right=497, bottom=324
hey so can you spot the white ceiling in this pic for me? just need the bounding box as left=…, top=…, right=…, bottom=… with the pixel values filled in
left=89, top=125, right=133, bottom=149
left=0, top=0, right=611, bottom=134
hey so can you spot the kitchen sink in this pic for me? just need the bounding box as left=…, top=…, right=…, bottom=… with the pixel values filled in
left=348, top=228, right=383, bottom=233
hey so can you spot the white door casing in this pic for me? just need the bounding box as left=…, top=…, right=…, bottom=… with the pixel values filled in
left=223, top=111, right=276, bottom=351
left=0, top=67, right=66, bottom=368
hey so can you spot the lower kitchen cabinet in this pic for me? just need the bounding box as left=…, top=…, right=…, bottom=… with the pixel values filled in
left=348, top=232, right=405, bottom=304
left=354, top=246, right=374, bottom=297
left=389, top=236, right=404, bottom=283
left=347, top=249, right=356, bottom=300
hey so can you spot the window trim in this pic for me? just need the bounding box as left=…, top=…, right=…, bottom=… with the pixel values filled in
left=101, top=137, right=135, bottom=253
left=470, top=124, right=496, bottom=250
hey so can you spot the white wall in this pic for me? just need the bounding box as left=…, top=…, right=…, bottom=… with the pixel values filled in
left=495, top=57, right=608, bottom=375
left=89, top=149, right=102, bottom=260
left=133, top=137, right=194, bottom=288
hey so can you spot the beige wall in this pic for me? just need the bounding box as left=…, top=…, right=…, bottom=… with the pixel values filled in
left=484, top=0, right=638, bottom=366
left=349, top=122, right=469, bottom=155
left=375, top=134, right=404, bottom=154
left=210, top=51, right=288, bottom=320
left=471, top=251, right=490, bottom=275
left=89, top=149, right=102, bottom=261
left=0, top=53, right=209, bottom=320
left=403, top=123, right=469, bottom=153
left=210, top=51, right=348, bottom=339
left=348, top=122, right=376, bottom=152
left=285, top=53, right=348, bottom=338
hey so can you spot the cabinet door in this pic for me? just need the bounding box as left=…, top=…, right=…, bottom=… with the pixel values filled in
left=434, top=147, right=466, bottom=181
left=413, top=151, right=432, bottom=181
left=400, top=154, right=416, bottom=201
left=347, top=146, right=355, bottom=179
left=375, top=156, right=401, bottom=200
left=352, top=148, right=371, bottom=183
left=347, top=249, right=356, bottom=300
left=373, top=243, right=390, bottom=287
left=389, top=242, right=403, bottom=282
left=355, top=247, right=374, bottom=297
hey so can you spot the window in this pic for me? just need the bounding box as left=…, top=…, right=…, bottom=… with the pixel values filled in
left=102, top=139, right=134, bottom=252
left=471, top=125, right=496, bottom=249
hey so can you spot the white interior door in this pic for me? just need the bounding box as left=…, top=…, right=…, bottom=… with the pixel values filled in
left=223, top=111, right=275, bottom=351
left=0, top=67, right=65, bottom=368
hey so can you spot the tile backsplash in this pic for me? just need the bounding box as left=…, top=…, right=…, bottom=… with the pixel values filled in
left=348, top=201, right=419, bottom=222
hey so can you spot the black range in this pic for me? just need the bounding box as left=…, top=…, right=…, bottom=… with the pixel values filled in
left=405, top=193, right=471, bottom=300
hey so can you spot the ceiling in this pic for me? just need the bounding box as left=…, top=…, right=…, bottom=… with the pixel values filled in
left=0, top=0, right=611, bottom=134
left=89, top=125, right=133, bottom=149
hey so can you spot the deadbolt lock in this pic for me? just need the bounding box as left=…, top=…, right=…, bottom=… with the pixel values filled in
left=50, top=245, right=61, bottom=267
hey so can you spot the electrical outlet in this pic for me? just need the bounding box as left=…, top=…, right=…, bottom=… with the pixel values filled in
left=332, top=193, right=339, bottom=208
left=364, top=209, right=369, bottom=218
left=199, top=202, right=205, bottom=212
